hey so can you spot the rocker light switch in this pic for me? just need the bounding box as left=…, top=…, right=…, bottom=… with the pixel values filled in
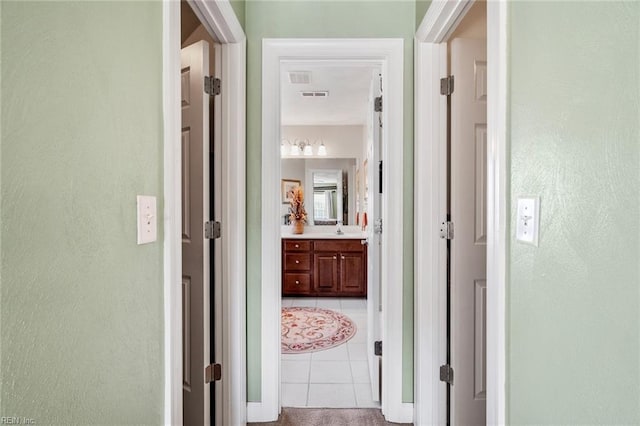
left=137, top=195, right=157, bottom=245
left=516, top=197, right=540, bottom=246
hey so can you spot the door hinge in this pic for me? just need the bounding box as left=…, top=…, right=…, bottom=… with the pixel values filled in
left=205, top=363, right=222, bottom=383
left=374, top=96, right=383, bottom=112
left=440, top=364, right=454, bottom=385
left=440, top=76, right=454, bottom=96
left=440, top=221, right=454, bottom=240
left=374, top=218, right=383, bottom=235
left=374, top=341, right=382, bottom=356
left=205, top=76, right=221, bottom=96
left=205, top=221, right=221, bottom=239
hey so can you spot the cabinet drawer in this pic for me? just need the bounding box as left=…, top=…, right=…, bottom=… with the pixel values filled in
left=284, top=253, right=311, bottom=271
left=284, top=240, right=311, bottom=252
left=314, top=239, right=365, bottom=253
left=283, top=273, right=311, bottom=294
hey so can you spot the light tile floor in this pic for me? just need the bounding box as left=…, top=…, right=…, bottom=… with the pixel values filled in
left=281, top=297, right=380, bottom=408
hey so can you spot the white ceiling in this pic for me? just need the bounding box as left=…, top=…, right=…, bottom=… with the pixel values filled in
left=280, top=64, right=379, bottom=126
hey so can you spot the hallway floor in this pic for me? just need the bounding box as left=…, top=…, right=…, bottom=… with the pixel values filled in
left=281, top=297, right=379, bottom=408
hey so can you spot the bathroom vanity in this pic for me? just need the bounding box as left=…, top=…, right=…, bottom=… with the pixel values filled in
left=282, top=229, right=367, bottom=297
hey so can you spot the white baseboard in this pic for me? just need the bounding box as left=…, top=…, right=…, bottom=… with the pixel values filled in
left=388, top=402, right=414, bottom=424
left=247, top=402, right=279, bottom=423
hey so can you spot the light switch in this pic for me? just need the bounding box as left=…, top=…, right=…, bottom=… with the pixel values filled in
left=137, top=195, right=157, bottom=244
left=516, top=197, right=540, bottom=246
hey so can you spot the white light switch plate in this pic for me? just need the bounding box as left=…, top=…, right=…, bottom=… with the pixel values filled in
left=516, top=197, right=540, bottom=246
left=137, top=195, right=157, bottom=244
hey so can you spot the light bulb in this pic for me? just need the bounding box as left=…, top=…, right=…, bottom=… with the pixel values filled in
left=290, top=144, right=300, bottom=156
left=317, top=143, right=327, bottom=156
left=303, top=144, right=313, bottom=156
left=281, top=143, right=288, bottom=156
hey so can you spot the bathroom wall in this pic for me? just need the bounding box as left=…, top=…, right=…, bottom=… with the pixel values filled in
left=245, top=0, right=416, bottom=402
left=281, top=125, right=364, bottom=161
left=508, top=1, right=640, bottom=423
left=1, top=2, right=164, bottom=423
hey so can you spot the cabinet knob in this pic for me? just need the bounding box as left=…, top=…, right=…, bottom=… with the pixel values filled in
left=295, top=244, right=299, bottom=248
left=295, top=260, right=300, bottom=264
left=295, top=280, right=300, bottom=285
left=341, top=256, right=345, bottom=260
left=333, top=256, right=337, bottom=260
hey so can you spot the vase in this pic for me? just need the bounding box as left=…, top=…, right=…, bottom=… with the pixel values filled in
left=292, top=220, right=304, bottom=234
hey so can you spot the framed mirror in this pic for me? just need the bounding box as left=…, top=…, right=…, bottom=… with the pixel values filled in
left=310, top=169, right=342, bottom=225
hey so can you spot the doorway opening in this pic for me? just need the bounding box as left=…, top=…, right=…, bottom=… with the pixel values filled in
left=257, top=39, right=409, bottom=423
left=414, top=0, right=507, bottom=425
left=164, top=1, right=246, bottom=424
left=445, top=1, right=488, bottom=424
left=180, top=1, right=222, bottom=424
left=279, top=63, right=382, bottom=409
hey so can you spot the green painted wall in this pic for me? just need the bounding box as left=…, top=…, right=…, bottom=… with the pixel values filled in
left=1, top=2, right=164, bottom=423
left=245, top=0, right=415, bottom=402
left=230, top=0, right=246, bottom=30
left=415, top=0, right=430, bottom=29
left=508, top=1, right=640, bottom=424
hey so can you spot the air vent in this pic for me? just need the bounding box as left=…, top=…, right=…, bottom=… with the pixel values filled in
left=288, top=71, right=311, bottom=84
left=300, top=91, right=329, bottom=98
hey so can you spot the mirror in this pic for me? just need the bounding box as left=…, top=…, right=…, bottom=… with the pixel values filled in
left=311, top=169, right=342, bottom=225
left=281, top=158, right=355, bottom=225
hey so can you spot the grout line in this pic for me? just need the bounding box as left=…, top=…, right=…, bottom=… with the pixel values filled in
left=306, top=351, right=313, bottom=407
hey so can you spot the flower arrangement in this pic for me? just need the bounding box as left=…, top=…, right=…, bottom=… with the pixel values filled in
left=288, top=186, right=307, bottom=224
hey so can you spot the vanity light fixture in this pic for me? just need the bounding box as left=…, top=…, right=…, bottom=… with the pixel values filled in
left=303, top=144, right=313, bottom=156
left=317, top=142, right=327, bottom=156
left=281, top=138, right=328, bottom=157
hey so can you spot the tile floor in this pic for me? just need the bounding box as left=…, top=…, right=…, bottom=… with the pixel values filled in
left=281, top=297, right=380, bottom=408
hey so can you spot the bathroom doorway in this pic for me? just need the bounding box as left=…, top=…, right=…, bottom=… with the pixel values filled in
left=259, top=39, right=409, bottom=422
left=279, top=63, right=381, bottom=408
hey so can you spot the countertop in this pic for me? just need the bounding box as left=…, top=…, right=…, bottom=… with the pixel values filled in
left=281, top=225, right=368, bottom=240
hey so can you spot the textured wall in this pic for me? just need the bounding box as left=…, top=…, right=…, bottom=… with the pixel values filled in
left=415, top=0, right=431, bottom=29
left=245, top=0, right=415, bottom=402
left=230, top=0, right=245, bottom=30
left=509, top=1, right=640, bottom=424
left=1, top=2, right=164, bottom=423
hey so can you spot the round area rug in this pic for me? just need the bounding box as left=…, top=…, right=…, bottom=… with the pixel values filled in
left=281, top=307, right=357, bottom=354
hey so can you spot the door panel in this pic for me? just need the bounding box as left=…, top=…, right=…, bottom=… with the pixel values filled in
left=181, top=40, right=210, bottom=426
left=340, top=252, right=365, bottom=294
left=450, top=37, right=487, bottom=426
left=314, top=253, right=338, bottom=293
left=366, top=70, right=383, bottom=400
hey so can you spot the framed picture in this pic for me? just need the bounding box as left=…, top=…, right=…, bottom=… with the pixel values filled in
left=281, top=179, right=301, bottom=204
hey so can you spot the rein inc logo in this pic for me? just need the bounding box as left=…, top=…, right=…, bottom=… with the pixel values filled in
left=1, top=418, right=35, bottom=425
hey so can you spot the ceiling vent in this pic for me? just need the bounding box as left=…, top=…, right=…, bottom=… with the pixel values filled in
left=288, top=71, right=311, bottom=84
left=300, top=91, right=329, bottom=98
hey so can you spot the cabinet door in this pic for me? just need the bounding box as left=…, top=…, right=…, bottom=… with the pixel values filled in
left=340, top=252, right=366, bottom=295
left=314, top=253, right=339, bottom=294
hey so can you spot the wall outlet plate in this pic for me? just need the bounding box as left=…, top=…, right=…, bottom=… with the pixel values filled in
left=516, top=197, right=540, bottom=246
left=137, top=195, right=157, bottom=245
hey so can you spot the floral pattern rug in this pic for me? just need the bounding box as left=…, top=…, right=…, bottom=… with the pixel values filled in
left=281, top=307, right=357, bottom=354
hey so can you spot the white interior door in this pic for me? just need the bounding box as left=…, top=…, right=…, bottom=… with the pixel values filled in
left=182, top=40, right=211, bottom=426
left=450, top=37, right=487, bottom=426
left=366, top=71, right=382, bottom=401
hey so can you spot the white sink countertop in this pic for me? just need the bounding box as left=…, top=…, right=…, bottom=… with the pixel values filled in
left=281, top=225, right=367, bottom=240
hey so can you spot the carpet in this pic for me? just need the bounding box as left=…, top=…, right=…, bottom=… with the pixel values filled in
left=248, top=408, right=413, bottom=425
left=281, top=307, right=356, bottom=354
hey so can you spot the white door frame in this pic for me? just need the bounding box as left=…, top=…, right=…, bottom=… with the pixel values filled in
left=162, top=1, right=246, bottom=425
left=413, top=1, right=507, bottom=425
left=254, top=38, right=410, bottom=423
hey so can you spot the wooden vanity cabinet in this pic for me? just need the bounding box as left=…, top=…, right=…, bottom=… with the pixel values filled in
left=282, top=238, right=367, bottom=297
left=282, top=240, right=312, bottom=295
